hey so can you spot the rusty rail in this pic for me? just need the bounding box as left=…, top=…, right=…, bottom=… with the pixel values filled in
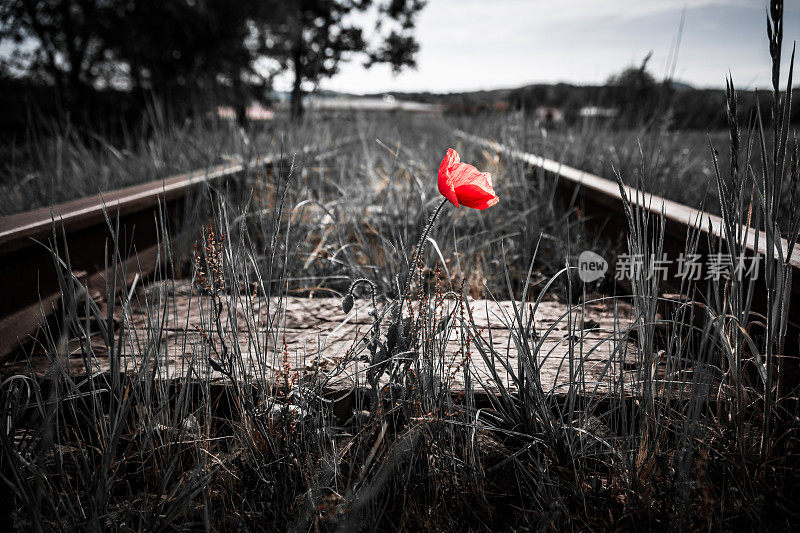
left=456, top=130, right=800, bottom=333
left=0, top=140, right=351, bottom=357
left=4, top=129, right=799, bottom=357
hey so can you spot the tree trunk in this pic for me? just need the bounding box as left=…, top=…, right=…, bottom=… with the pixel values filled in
left=233, top=76, right=248, bottom=127
left=290, top=37, right=304, bottom=120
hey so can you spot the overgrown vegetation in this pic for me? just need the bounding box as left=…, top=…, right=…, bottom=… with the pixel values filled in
left=2, top=3, right=800, bottom=531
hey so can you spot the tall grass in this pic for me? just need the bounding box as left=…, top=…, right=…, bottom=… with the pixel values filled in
left=0, top=106, right=365, bottom=216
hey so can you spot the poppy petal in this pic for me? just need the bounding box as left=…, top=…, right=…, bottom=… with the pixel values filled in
left=437, top=148, right=461, bottom=207
left=453, top=183, right=500, bottom=210
left=437, top=148, right=499, bottom=210
left=452, top=165, right=495, bottom=195
left=449, top=162, right=486, bottom=189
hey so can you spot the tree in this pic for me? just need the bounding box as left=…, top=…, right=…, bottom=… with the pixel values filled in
left=108, top=1, right=282, bottom=114
left=260, top=0, right=425, bottom=118
left=606, top=53, right=663, bottom=125
left=0, top=0, right=277, bottom=121
left=0, top=0, right=426, bottom=126
left=0, top=0, right=115, bottom=109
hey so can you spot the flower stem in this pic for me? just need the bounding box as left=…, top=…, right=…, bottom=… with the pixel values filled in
left=346, top=278, right=378, bottom=311
left=398, top=198, right=448, bottom=315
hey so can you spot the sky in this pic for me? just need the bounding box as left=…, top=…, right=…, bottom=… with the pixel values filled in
left=279, top=0, right=800, bottom=94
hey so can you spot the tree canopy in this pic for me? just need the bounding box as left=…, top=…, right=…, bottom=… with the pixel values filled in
left=0, top=0, right=426, bottom=123
left=259, top=0, right=425, bottom=117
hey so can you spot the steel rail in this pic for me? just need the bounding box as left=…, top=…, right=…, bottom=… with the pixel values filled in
left=0, top=139, right=353, bottom=357
left=456, top=130, right=800, bottom=332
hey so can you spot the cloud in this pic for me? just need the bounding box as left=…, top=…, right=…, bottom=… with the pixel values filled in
left=314, top=0, right=791, bottom=94
left=440, top=0, right=760, bottom=23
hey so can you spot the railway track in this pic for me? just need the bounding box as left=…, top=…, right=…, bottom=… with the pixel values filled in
left=1, top=130, right=799, bottom=359
left=456, top=130, right=800, bottom=336
left=0, top=139, right=352, bottom=357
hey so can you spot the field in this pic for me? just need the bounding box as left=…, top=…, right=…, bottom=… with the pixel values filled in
left=2, top=29, right=800, bottom=533
left=1, top=111, right=729, bottom=218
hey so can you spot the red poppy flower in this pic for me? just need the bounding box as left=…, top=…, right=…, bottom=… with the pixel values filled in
left=437, top=148, right=499, bottom=210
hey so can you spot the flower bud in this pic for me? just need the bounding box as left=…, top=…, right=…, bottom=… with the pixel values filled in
left=342, top=294, right=354, bottom=314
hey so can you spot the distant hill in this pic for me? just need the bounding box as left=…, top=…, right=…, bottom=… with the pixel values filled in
left=346, top=79, right=798, bottom=129
left=670, top=81, right=695, bottom=92
left=360, top=80, right=698, bottom=105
